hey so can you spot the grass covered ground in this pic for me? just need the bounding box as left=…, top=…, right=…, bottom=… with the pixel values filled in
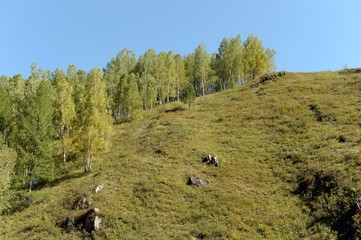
left=1, top=70, right=361, bottom=239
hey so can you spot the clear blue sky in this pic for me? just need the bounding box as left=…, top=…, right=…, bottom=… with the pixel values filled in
left=1, top=0, right=360, bottom=77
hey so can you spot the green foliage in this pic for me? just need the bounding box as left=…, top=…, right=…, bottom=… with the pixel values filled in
left=155, top=51, right=168, bottom=105
left=112, top=72, right=142, bottom=122
left=11, top=75, right=56, bottom=190
left=0, top=139, right=16, bottom=212
left=215, top=35, right=243, bottom=89
left=136, top=49, right=158, bottom=109
left=180, top=83, right=196, bottom=109
left=212, top=34, right=275, bottom=90
left=165, top=51, right=177, bottom=102
left=242, top=35, right=269, bottom=80
left=184, top=52, right=195, bottom=85
left=1, top=191, right=32, bottom=215
left=120, top=73, right=142, bottom=121
left=0, top=83, right=11, bottom=141
left=104, top=49, right=137, bottom=120
left=75, top=68, right=112, bottom=173
left=52, top=69, right=76, bottom=162
left=174, top=54, right=188, bottom=101
left=193, top=43, right=213, bottom=96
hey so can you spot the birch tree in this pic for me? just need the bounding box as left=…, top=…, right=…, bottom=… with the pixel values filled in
left=193, top=43, right=212, bottom=96
left=242, top=35, right=269, bottom=80
left=53, top=69, right=76, bottom=162
left=137, top=49, right=157, bottom=109
left=76, top=68, right=112, bottom=173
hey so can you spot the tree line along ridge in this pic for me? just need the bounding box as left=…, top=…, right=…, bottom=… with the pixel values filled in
left=0, top=34, right=275, bottom=196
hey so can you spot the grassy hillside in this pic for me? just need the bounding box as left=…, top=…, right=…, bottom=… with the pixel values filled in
left=2, top=70, right=361, bottom=239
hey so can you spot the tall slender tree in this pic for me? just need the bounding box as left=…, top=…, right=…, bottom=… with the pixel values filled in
left=184, top=53, right=195, bottom=86
left=165, top=51, right=177, bottom=103
left=76, top=68, right=112, bottom=173
left=215, top=35, right=243, bottom=89
left=104, top=49, right=137, bottom=120
left=193, top=43, right=212, bottom=96
left=14, top=76, right=55, bottom=191
left=136, top=49, right=158, bottom=110
left=53, top=69, right=76, bottom=162
left=155, top=52, right=168, bottom=105
left=122, top=73, right=141, bottom=120
left=174, top=54, right=187, bottom=101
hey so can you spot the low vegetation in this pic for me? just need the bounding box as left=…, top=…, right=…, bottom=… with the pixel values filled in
left=1, top=70, right=361, bottom=239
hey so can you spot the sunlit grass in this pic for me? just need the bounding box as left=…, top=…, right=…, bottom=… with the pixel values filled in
left=2, top=70, right=361, bottom=239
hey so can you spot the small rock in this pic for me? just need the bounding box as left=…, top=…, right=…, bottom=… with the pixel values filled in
left=188, top=176, right=208, bottom=188
left=94, top=215, right=102, bottom=230
left=93, top=207, right=100, bottom=214
left=94, top=184, right=104, bottom=194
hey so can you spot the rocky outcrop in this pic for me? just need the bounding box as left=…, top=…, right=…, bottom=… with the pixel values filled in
left=203, top=154, right=219, bottom=167
left=72, top=208, right=102, bottom=233
left=339, top=68, right=361, bottom=74
left=188, top=176, right=208, bottom=188
left=62, top=208, right=102, bottom=234
left=260, top=71, right=286, bottom=83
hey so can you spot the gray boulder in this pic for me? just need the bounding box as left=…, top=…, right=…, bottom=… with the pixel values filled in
left=188, top=176, right=208, bottom=188
left=203, top=154, right=219, bottom=167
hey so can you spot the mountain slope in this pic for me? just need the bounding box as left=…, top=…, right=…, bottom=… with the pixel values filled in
left=2, top=71, right=361, bottom=239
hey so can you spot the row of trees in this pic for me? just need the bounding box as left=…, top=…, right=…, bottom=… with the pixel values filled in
left=105, top=34, right=275, bottom=121
left=0, top=34, right=275, bottom=194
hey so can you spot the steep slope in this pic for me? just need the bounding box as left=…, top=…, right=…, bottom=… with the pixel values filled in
left=1, top=71, right=361, bottom=239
